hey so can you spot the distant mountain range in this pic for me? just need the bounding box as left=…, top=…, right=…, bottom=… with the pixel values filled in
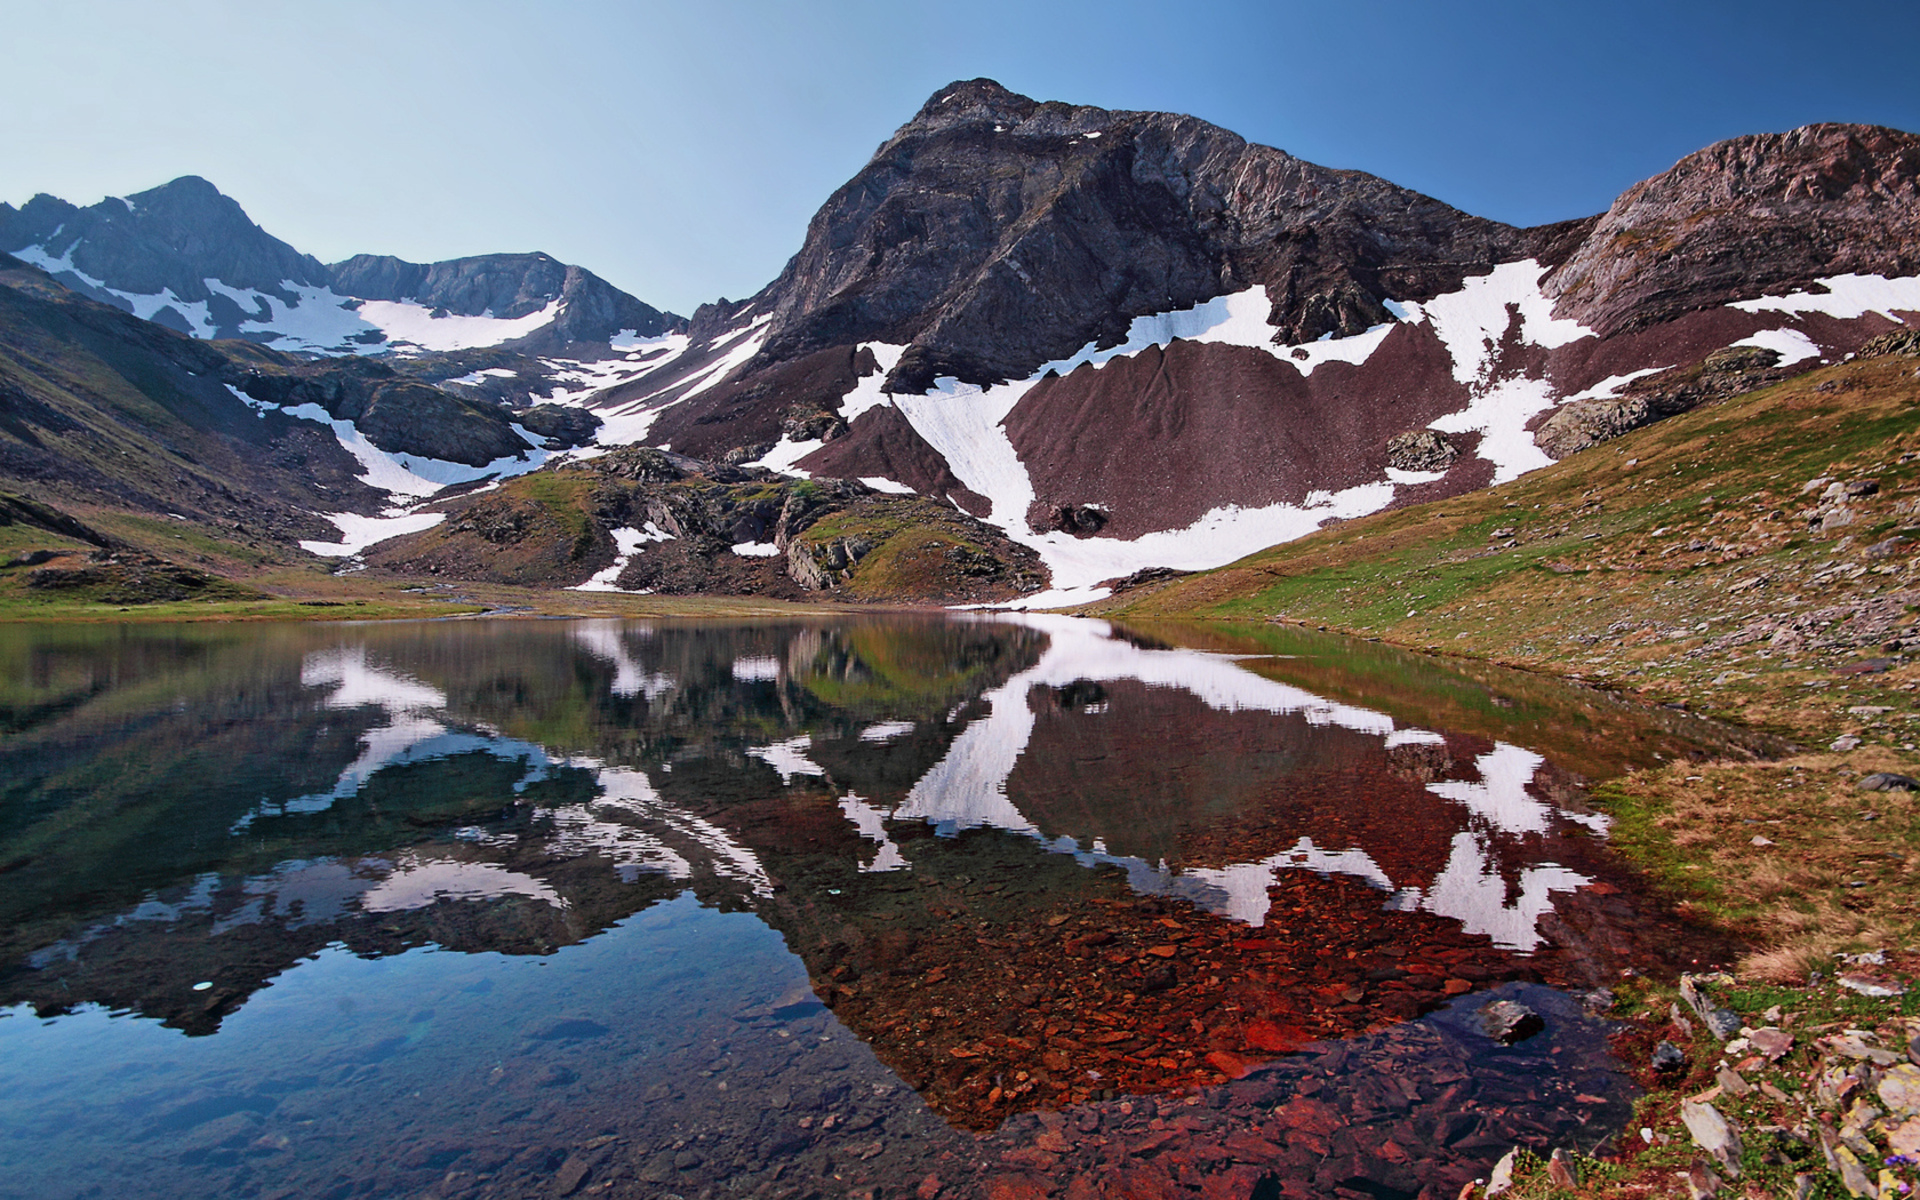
left=0, top=176, right=681, bottom=354
left=3, top=79, right=1917, bottom=604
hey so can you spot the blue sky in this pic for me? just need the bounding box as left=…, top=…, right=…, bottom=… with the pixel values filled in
left=5, top=0, right=1917, bottom=315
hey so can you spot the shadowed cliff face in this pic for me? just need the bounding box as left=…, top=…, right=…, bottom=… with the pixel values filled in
left=752, top=79, right=1560, bottom=393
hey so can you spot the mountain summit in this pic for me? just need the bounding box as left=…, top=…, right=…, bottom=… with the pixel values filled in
left=2, top=82, right=1917, bottom=607
left=0, top=177, right=681, bottom=353
left=754, top=77, right=1568, bottom=393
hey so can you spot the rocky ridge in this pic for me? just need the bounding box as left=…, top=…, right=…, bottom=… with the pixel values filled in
left=0, top=176, right=683, bottom=352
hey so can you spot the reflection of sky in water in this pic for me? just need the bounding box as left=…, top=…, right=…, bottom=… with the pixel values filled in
left=138, top=616, right=1602, bottom=952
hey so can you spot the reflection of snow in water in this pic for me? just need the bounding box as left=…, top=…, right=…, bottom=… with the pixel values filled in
left=859, top=720, right=917, bottom=743
left=876, top=615, right=1595, bottom=952
left=750, top=736, right=825, bottom=784
left=1422, top=832, right=1591, bottom=951
left=572, top=621, right=676, bottom=700
left=1426, top=743, right=1554, bottom=835
left=554, top=762, right=774, bottom=896
left=839, top=794, right=910, bottom=872
left=746, top=736, right=910, bottom=873
left=897, top=614, right=1404, bottom=833
left=303, top=644, right=446, bottom=712
left=360, top=854, right=567, bottom=912
left=732, top=656, right=781, bottom=682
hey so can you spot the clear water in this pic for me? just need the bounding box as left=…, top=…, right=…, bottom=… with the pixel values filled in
left=0, top=614, right=1757, bottom=1199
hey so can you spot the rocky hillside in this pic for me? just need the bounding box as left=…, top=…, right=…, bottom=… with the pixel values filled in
left=362, top=446, right=1045, bottom=605
left=3, top=88, right=1917, bottom=608
left=575, top=83, right=1920, bottom=605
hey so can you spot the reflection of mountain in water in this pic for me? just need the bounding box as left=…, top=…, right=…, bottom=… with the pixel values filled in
left=1, top=616, right=1722, bottom=1112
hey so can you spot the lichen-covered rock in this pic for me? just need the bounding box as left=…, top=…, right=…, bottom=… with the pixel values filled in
left=1387, top=430, right=1459, bottom=473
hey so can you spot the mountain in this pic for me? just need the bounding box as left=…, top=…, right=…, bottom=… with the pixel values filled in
left=572, top=82, right=1920, bottom=603
left=3, top=84, right=1918, bottom=608
left=0, top=176, right=682, bottom=356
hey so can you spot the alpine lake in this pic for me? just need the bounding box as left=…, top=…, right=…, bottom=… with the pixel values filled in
left=0, top=614, right=1772, bottom=1200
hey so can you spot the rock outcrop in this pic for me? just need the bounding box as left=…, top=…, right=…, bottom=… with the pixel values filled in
left=1546, top=124, right=1920, bottom=336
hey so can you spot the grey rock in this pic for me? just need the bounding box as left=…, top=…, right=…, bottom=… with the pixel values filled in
left=1546, top=1147, right=1580, bottom=1188
left=513, top=403, right=603, bottom=448
left=749, top=78, right=1559, bottom=393
left=0, top=176, right=329, bottom=314
left=329, top=252, right=681, bottom=348
left=1546, top=123, right=1920, bottom=336
left=1680, top=1099, right=1742, bottom=1177
left=1652, top=1040, right=1688, bottom=1072
left=1386, top=430, right=1459, bottom=473
left=1858, top=772, right=1920, bottom=792
left=1478, top=999, right=1544, bottom=1044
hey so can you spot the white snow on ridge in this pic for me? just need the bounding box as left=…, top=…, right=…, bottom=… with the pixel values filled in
left=228, top=385, right=551, bottom=497
left=355, top=298, right=561, bottom=352
left=1730, top=273, right=1920, bottom=321
left=203, top=279, right=385, bottom=354
left=14, top=243, right=220, bottom=337
left=16, top=239, right=590, bottom=355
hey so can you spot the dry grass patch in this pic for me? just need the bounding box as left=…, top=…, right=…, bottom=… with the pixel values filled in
left=1599, top=750, right=1920, bottom=979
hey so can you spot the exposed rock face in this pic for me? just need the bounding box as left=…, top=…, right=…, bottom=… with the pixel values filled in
left=1387, top=430, right=1460, bottom=473
left=1546, top=124, right=1920, bottom=335
left=329, top=252, right=679, bottom=347
left=752, top=78, right=1560, bottom=392
left=229, top=358, right=531, bottom=466
left=1534, top=345, right=1789, bottom=458
left=0, top=176, right=329, bottom=310
left=512, top=403, right=602, bottom=448
left=368, top=453, right=1044, bottom=603
left=626, top=84, right=1918, bottom=600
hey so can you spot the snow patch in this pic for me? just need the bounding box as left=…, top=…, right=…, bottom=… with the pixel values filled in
left=570, top=523, right=671, bottom=592
left=1730, top=273, right=1920, bottom=321
left=729, top=541, right=782, bottom=558
left=860, top=476, right=916, bottom=495
left=838, top=342, right=909, bottom=424
left=1409, top=259, right=1594, bottom=387
left=354, top=298, right=561, bottom=352
left=1562, top=366, right=1672, bottom=403
left=1734, top=327, right=1822, bottom=367
left=300, top=510, right=446, bottom=557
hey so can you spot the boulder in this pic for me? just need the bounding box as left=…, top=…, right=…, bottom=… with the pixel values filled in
left=1386, top=430, right=1459, bottom=473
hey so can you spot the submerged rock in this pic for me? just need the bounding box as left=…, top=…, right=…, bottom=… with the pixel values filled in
left=1479, top=999, right=1545, bottom=1044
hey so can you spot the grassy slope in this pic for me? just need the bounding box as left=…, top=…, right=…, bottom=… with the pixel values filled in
left=1093, top=354, right=1920, bottom=975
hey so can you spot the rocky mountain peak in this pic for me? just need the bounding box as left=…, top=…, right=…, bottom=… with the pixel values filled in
left=0, top=175, right=330, bottom=305
left=1547, top=122, right=1920, bottom=334
left=744, top=79, right=1538, bottom=393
